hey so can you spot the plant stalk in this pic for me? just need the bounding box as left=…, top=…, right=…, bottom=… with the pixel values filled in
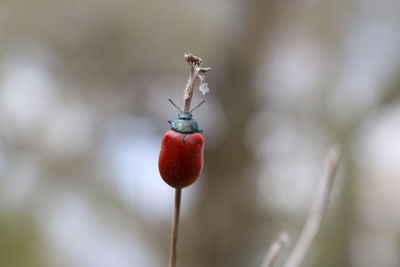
left=169, top=188, right=182, bottom=267
left=168, top=53, right=210, bottom=267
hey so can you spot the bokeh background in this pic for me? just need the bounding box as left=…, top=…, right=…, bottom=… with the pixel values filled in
left=1, top=0, right=400, bottom=266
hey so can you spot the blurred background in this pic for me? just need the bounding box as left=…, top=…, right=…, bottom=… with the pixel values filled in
left=0, top=0, right=400, bottom=266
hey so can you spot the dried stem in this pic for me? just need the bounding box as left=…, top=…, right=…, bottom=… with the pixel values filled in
left=183, top=53, right=211, bottom=113
left=262, top=232, right=290, bottom=267
left=169, top=188, right=181, bottom=267
left=168, top=53, right=210, bottom=267
left=283, top=146, right=341, bottom=267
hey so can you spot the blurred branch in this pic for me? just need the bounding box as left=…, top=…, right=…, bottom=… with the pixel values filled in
left=261, top=232, right=290, bottom=267
left=283, top=146, right=341, bottom=267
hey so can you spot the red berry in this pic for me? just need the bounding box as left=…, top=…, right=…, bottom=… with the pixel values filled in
left=158, top=130, right=204, bottom=188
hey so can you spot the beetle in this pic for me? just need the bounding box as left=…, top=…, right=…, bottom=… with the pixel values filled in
left=158, top=99, right=205, bottom=188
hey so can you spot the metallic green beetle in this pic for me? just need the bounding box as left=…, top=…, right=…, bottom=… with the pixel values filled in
left=167, top=98, right=205, bottom=134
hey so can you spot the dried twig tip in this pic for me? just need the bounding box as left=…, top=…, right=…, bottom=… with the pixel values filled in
left=185, top=53, right=203, bottom=66
left=182, top=52, right=211, bottom=112
left=327, top=145, right=341, bottom=166
left=279, top=232, right=291, bottom=246
left=261, top=232, right=291, bottom=267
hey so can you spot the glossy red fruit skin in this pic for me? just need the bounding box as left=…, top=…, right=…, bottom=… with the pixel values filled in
left=158, top=130, right=204, bottom=188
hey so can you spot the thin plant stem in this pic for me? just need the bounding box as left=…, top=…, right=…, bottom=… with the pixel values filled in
left=183, top=64, right=197, bottom=113
left=169, top=188, right=182, bottom=267
left=167, top=53, right=210, bottom=267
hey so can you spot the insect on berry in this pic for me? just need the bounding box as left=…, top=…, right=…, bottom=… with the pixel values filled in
left=158, top=99, right=205, bottom=188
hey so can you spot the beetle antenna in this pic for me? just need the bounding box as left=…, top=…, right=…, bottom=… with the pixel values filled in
left=190, top=100, right=206, bottom=113
left=168, top=98, right=183, bottom=113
